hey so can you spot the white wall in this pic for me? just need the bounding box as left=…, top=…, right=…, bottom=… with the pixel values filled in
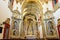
left=0, top=0, right=12, bottom=24
left=0, top=0, right=12, bottom=39
left=53, top=8, right=60, bottom=26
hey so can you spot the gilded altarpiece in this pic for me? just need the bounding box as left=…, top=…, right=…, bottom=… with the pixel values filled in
left=44, top=11, right=57, bottom=38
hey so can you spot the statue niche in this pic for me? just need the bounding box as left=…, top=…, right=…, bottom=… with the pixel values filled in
left=23, top=14, right=37, bottom=38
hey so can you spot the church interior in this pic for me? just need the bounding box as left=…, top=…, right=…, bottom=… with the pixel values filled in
left=0, top=0, right=60, bottom=39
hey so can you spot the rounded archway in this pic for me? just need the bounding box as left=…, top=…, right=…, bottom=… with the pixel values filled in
left=23, top=13, right=38, bottom=38
left=23, top=13, right=37, bottom=20
left=21, top=0, right=43, bottom=38
left=22, top=1, right=42, bottom=17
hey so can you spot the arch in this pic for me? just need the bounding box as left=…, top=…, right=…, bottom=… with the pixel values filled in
left=23, top=13, right=38, bottom=36
left=23, top=1, right=40, bottom=13
left=23, top=13, right=37, bottom=20
left=22, top=1, right=40, bottom=19
left=22, top=0, right=42, bottom=11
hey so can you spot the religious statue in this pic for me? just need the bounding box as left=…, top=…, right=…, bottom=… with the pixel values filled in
left=13, top=20, right=19, bottom=36
left=47, top=21, right=54, bottom=35
left=57, top=18, right=60, bottom=38
left=3, top=18, right=10, bottom=39
left=27, top=20, right=34, bottom=35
